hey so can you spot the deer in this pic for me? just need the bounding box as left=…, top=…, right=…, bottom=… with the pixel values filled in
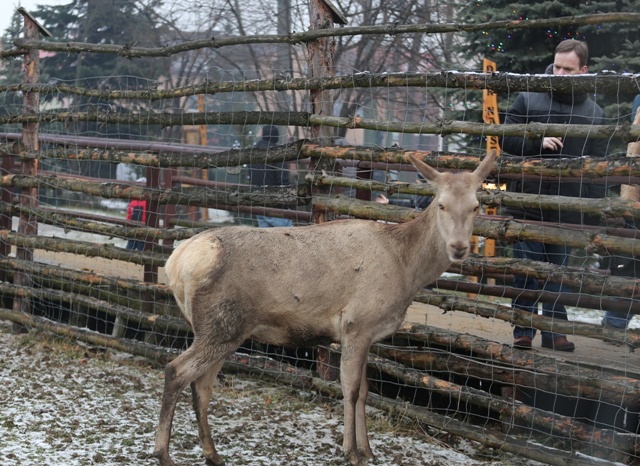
left=153, top=151, right=497, bottom=466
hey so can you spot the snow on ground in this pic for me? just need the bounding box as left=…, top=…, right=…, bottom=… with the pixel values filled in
left=0, top=321, right=535, bottom=466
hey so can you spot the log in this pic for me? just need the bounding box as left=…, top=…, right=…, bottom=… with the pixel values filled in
left=0, top=282, right=188, bottom=335
left=29, top=139, right=305, bottom=169
left=0, top=257, right=175, bottom=315
left=0, top=174, right=311, bottom=208
left=13, top=15, right=41, bottom=320
left=620, top=107, right=640, bottom=206
left=1, top=110, right=638, bottom=142
left=383, top=324, right=640, bottom=405
left=12, top=137, right=640, bottom=179
left=0, top=306, right=177, bottom=364
left=434, top=277, right=640, bottom=315
left=0, top=256, right=170, bottom=295
left=308, top=172, right=640, bottom=218
left=308, top=115, right=640, bottom=143
left=11, top=204, right=212, bottom=242
left=414, top=292, right=640, bottom=350
left=476, top=217, right=640, bottom=257
left=0, top=110, right=311, bottom=130
left=1, top=69, right=638, bottom=99
left=367, top=354, right=638, bottom=457
left=302, top=146, right=640, bottom=178
left=452, top=256, right=640, bottom=301
left=0, top=230, right=169, bottom=267
left=311, top=195, right=640, bottom=256
left=308, top=0, right=338, bottom=142
left=7, top=12, right=639, bottom=73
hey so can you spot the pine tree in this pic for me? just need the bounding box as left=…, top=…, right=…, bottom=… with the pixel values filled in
left=33, top=0, right=168, bottom=91
left=0, top=10, right=29, bottom=127
left=0, top=1, right=170, bottom=176
left=457, top=0, right=640, bottom=154
left=458, top=0, right=640, bottom=75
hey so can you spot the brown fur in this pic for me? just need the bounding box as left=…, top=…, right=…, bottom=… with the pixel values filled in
left=153, top=152, right=497, bottom=466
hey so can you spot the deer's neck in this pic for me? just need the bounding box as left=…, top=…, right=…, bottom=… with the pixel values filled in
left=392, top=203, right=451, bottom=289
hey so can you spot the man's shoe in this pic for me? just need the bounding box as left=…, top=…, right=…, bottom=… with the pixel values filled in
left=513, top=336, right=532, bottom=349
left=541, top=336, right=575, bottom=352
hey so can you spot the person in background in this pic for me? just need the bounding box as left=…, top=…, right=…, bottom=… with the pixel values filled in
left=249, top=125, right=293, bottom=227
left=126, top=177, right=147, bottom=250
left=601, top=93, right=640, bottom=331
left=501, top=40, right=609, bottom=352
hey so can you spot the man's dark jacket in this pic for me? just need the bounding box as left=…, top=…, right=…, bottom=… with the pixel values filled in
left=501, top=69, right=609, bottom=224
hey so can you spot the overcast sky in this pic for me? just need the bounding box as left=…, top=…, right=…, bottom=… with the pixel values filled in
left=3, top=1, right=67, bottom=36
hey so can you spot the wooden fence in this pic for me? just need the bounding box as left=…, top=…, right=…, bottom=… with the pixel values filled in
left=1, top=7, right=640, bottom=465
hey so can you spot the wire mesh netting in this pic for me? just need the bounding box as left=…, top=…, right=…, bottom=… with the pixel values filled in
left=1, top=5, right=640, bottom=466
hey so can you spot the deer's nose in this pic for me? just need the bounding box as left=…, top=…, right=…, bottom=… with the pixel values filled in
left=449, top=243, right=469, bottom=261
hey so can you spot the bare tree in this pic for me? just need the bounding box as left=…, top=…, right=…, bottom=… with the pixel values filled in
left=145, top=0, right=308, bottom=143
left=331, top=0, right=466, bottom=148
left=141, top=1, right=466, bottom=146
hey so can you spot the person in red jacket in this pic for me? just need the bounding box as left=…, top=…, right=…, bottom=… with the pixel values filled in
left=126, top=177, right=147, bottom=250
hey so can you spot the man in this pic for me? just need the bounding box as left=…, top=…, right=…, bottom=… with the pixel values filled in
left=501, top=40, right=609, bottom=351
left=249, top=125, right=293, bottom=227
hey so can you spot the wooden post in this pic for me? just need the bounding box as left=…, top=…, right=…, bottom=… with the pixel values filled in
left=308, top=0, right=347, bottom=381
left=472, top=59, right=503, bottom=298
left=308, top=0, right=345, bottom=144
left=12, top=11, right=51, bottom=323
left=0, top=143, right=15, bottom=266
left=143, top=168, right=160, bottom=286
left=0, top=143, right=16, bottom=312
left=198, top=94, right=209, bottom=222
left=142, top=167, right=162, bottom=343
left=308, top=0, right=345, bottom=226
left=481, top=58, right=501, bottom=243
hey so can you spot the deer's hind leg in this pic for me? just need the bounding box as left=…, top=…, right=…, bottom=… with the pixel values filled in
left=154, top=300, right=251, bottom=466
left=154, top=340, right=221, bottom=466
left=192, top=360, right=226, bottom=466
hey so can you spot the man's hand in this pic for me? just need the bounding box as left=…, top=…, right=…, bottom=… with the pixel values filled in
left=542, top=137, right=564, bottom=152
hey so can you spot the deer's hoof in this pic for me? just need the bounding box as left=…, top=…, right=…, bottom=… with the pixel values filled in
left=359, top=447, right=375, bottom=461
left=205, top=453, right=226, bottom=466
left=152, top=450, right=176, bottom=466
left=346, top=450, right=368, bottom=466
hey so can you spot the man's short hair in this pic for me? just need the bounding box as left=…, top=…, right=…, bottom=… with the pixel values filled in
left=555, top=40, right=589, bottom=67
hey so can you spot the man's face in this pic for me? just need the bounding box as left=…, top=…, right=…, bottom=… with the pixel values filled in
left=553, top=51, right=587, bottom=75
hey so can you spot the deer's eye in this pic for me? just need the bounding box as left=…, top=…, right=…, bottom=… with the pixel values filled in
left=438, top=204, right=445, bottom=211
left=473, top=205, right=480, bottom=213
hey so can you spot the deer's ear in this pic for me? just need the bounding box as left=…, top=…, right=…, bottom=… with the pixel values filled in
left=408, top=154, right=441, bottom=184
left=474, top=150, right=497, bottom=182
